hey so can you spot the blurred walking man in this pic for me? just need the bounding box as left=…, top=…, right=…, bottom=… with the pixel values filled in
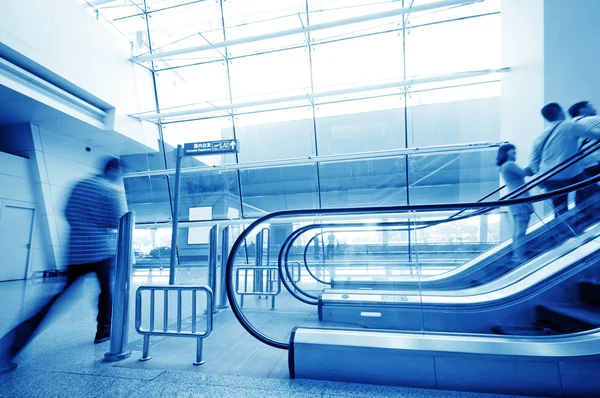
left=0, top=157, right=126, bottom=374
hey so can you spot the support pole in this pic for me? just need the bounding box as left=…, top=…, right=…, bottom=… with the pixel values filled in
left=140, top=335, right=151, bottom=361
left=105, top=211, right=135, bottom=362
left=219, top=226, right=230, bottom=309
left=169, top=145, right=183, bottom=285
left=254, top=231, right=264, bottom=297
left=208, top=225, right=218, bottom=313
left=193, top=337, right=205, bottom=365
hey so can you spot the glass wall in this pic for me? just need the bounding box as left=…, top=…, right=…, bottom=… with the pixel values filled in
left=79, top=0, right=503, bottom=226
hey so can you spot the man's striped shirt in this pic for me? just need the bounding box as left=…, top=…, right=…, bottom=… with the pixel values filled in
left=65, top=176, right=126, bottom=265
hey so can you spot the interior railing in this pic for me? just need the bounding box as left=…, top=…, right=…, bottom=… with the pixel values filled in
left=226, top=160, right=600, bottom=349
left=283, top=140, right=600, bottom=296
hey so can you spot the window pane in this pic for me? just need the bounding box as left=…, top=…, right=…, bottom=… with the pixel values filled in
left=406, top=84, right=501, bottom=147
left=408, top=0, right=500, bottom=27
left=80, top=3, right=148, bottom=53
left=145, top=0, right=200, bottom=10
left=162, top=117, right=236, bottom=167
left=308, top=0, right=405, bottom=42
left=235, top=107, right=315, bottom=163
left=315, top=96, right=405, bottom=156
left=177, top=170, right=241, bottom=221
left=86, top=1, right=144, bottom=21
left=311, top=31, right=404, bottom=91
left=320, top=157, right=407, bottom=208
left=122, top=147, right=168, bottom=173
left=240, top=165, right=319, bottom=217
left=223, top=0, right=307, bottom=55
left=228, top=48, right=311, bottom=102
left=147, top=1, right=224, bottom=66
left=155, top=62, right=230, bottom=109
left=133, top=226, right=173, bottom=271
left=408, top=149, right=499, bottom=204
left=405, top=13, right=500, bottom=76
left=124, top=175, right=172, bottom=223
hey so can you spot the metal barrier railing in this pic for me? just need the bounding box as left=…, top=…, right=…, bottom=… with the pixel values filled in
left=235, top=266, right=281, bottom=309
left=135, top=285, right=213, bottom=365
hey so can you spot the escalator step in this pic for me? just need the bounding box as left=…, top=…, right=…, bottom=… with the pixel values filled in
left=579, top=281, right=600, bottom=306
left=491, top=325, right=561, bottom=336
left=536, top=304, right=600, bottom=333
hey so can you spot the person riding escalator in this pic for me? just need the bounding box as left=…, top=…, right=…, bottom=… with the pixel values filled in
left=497, top=143, right=534, bottom=265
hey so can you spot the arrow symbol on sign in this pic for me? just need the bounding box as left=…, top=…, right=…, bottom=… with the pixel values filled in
left=230, top=140, right=236, bottom=149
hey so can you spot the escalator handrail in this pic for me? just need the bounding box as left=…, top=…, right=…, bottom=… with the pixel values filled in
left=226, top=172, right=600, bottom=350
left=445, top=139, right=600, bottom=221
left=292, top=140, right=600, bottom=289
left=283, top=221, right=448, bottom=302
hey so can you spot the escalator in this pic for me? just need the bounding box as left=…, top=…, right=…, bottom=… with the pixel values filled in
left=225, top=150, right=600, bottom=396
left=297, top=197, right=594, bottom=292
left=285, top=142, right=600, bottom=296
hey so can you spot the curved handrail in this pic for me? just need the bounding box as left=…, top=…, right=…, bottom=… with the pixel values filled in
left=226, top=172, right=600, bottom=350
left=323, top=224, right=600, bottom=305
left=299, top=224, right=444, bottom=286
left=280, top=220, right=455, bottom=303
left=302, top=250, right=331, bottom=285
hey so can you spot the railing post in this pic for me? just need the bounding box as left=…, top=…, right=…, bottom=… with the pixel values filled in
left=105, top=211, right=135, bottom=362
left=194, top=337, right=205, bottom=365
left=254, top=231, right=264, bottom=297
left=208, top=225, right=218, bottom=313
left=218, top=226, right=230, bottom=309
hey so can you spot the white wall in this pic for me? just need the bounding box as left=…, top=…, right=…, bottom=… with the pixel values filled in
left=30, top=123, right=116, bottom=271
left=501, top=0, right=600, bottom=165
left=0, top=151, right=35, bottom=204
left=500, top=0, right=545, bottom=165
left=0, top=0, right=159, bottom=152
left=0, top=151, right=38, bottom=280
left=0, top=126, right=41, bottom=275
left=0, top=122, right=121, bottom=274
left=543, top=0, right=600, bottom=109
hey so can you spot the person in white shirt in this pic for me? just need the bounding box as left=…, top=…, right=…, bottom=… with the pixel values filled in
left=529, top=103, right=600, bottom=218
left=497, top=143, right=534, bottom=263
left=568, top=101, right=600, bottom=176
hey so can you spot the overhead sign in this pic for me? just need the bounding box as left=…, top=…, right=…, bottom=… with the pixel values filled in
left=183, top=139, right=238, bottom=156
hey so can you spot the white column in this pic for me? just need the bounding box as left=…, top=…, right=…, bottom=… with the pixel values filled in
left=500, top=0, right=545, bottom=165
left=543, top=0, right=600, bottom=109
left=501, top=0, right=600, bottom=164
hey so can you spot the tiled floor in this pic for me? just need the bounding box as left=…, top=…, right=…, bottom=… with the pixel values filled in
left=0, top=275, right=529, bottom=398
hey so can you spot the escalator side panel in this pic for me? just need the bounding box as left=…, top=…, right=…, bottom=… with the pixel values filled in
left=290, top=327, right=600, bottom=397
left=291, top=340, right=436, bottom=388
left=319, top=233, right=600, bottom=334
left=559, top=359, right=600, bottom=397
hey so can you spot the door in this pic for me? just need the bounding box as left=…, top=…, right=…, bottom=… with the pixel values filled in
left=0, top=205, right=34, bottom=281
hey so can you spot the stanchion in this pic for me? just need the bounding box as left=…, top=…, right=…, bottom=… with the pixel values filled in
left=105, top=211, right=135, bottom=362
left=218, top=227, right=230, bottom=309
left=208, top=225, right=218, bottom=313
left=169, top=145, right=183, bottom=285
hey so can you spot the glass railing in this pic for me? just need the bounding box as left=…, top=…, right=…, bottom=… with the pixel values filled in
left=225, top=163, right=600, bottom=349
left=286, top=140, right=600, bottom=293
left=124, top=142, right=503, bottom=224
